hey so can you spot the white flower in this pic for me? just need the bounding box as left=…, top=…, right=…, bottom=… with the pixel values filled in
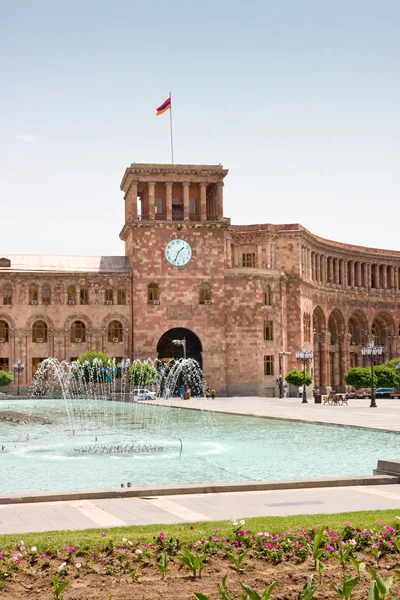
left=128, top=541, right=133, bottom=546
left=122, top=538, right=127, bottom=542
left=135, top=549, right=143, bottom=554
left=76, top=563, right=81, bottom=569
left=232, top=521, right=238, bottom=527
left=240, top=520, right=245, bottom=525
left=30, top=546, right=37, bottom=552
left=20, top=540, right=25, bottom=545
left=57, top=562, right=67, bottom=573
left=349, top=539, right=356, bottom=545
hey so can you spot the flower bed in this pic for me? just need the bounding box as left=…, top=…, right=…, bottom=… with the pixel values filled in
left=2, top=518, right=400, bottom=598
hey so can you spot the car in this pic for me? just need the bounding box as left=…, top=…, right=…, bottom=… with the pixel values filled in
left=390, top=389, right=400, bottom=399
left=374, top=388, right=393, bottom=399
left=353, top=388, right=371, bottom=398
left=132, top=389, right=156, bottom=401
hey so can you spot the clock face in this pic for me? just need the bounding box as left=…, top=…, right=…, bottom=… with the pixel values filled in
left=165, top=239, right=192, bottom=267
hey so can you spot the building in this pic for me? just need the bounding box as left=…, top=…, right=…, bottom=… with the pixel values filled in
left=1, top=162, right=400, bottom=395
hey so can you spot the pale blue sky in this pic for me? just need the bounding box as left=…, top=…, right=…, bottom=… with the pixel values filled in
left=1, top=0, right=399, bottom=255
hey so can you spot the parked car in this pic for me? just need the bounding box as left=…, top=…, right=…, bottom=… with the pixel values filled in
left=390, top=389, right=400, bottom=399
left=354, top=388, right=371, bottom=398
left=374, top=388, right=393, bottom=398
left=132, top=389, right=156, bottom=401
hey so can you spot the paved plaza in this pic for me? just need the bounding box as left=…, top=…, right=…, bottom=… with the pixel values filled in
left=1, top=396, right=400, bottom=535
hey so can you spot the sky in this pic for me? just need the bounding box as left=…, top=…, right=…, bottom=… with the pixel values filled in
left=1, top=0, right=399, bottom=256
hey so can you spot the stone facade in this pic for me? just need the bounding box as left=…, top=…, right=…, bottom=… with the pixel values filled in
left=2, top=161, right=400, bottom=395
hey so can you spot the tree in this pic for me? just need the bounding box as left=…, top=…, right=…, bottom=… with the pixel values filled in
left=285, top=369, right=312, bottom=387
left=344, top=367, right=376, bottom=388
left=128, top=361, right=159, bottom=388
left=374, top=366, right=400, bottom=388
left=384, top=357, right=400, bottom=370
left=0, top=371, right=14, bottom=387
left=72, top=350, right=115, bottom=383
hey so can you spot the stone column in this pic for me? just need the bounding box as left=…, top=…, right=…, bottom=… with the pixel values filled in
left=126, top=181, right=138, bottom=221
left=266, top=244, right=271, bottom=270
left=334, top=258, right=340, bottom=285
left=340, top=260, right=345, bottom=289
left=390, top=265, right=395, bottom=291
left=375, top=264, right=380, bottom=289
left=350, top=261, right=355, bottom=288
left=147, top=182, right=155, bottom=220
left=357, top=262, right=362, bottom=287
left=395, top=267, right=399, bottom=293
left=382, top=265, right=388, bottom=289
left=311, top=253, right=315, bottom=281
left=257, top=244, right=262, bottom=268
left=316, top=254, right=321, bottom=282
left=233, top=245, right=240, bottom=267
left=165, top=182, right=173, bottom=221
left=216, top=181, right=224, bottom=220
left=367, top=263, right=371, bottom=291
left=322, top=255, right=327, bottom=284
left=328, top=257, right=334, bottom=283
left=182, top=181, right=190, bottom=221
left=320, top=333, right=329, bottom=390
left=225, top=238, right=232, bottom=267
left=199, top=182, right=207, bottom=221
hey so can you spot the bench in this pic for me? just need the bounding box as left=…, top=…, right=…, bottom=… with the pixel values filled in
left=323, top=392, right=348, bottom=406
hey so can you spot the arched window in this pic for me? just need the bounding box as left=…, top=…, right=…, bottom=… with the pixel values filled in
left=199, top=283, right=211, bottom=304
left=71, top=321, right=86, bottom=343
left=42, top=285, right=51, bottom=305
left=3, top=285, right=12, bottom=305
left=80, top=288, right=89, bottom=305
left=117, top=286, right=126, bottom=305
left=264, top=285, right=271, bottom=306
left=68, top=285, right=76, bottom=304
left=32, top=320, right=48, bottom=343
left=29, top=285, right=38, bottom=304
left=148, top=283, right=159, bottom=303
left=0, top=320, right=9, bottom=342
left=105, top=286, right=113, bottom=304
left=108, top=320, right=123, bottom=342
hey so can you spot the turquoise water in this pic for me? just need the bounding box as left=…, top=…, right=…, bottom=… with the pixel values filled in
left=0, top=398, right=398, bottom=494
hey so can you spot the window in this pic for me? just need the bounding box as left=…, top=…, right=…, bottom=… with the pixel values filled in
left=155, top=197, right=164, bottom=214
left=199, top=283, right=211, bottom=304
left=148, top=283, right=159, bottom=303
left=0, top=358, right=9, bottom=371
left=0, top=320, right=9, bottom=342
left=189, top=198, right=197, bottom=214
left=105, top=286, right=113, bottom=304
left=264, top=355, right=274, bottom=376
left=32, top=320, right=48, bottom=343
left=3, top=285, right=12, bottom=305
left=264, top=320, right=273, bottom=341
left=71, top=321, right=86, bottom=343
left=242, top=253, right=256, bottom=268
left=32, top=357, right=47, bottom=376
left=68, top=285, right=76, bottom=303
left=42, top=285, right=51, bottom=305
left=264, top=285, right=271, bottom=306
left=80, top=288, right=89, bottom=305
left=117, top=286, right=126, bottom=305
left=108, top=320, right=123, bottom=342
left=29, top=285, right=38, bottom=304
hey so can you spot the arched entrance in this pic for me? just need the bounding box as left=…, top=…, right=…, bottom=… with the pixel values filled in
left=157, top=328, right=202, bottom=368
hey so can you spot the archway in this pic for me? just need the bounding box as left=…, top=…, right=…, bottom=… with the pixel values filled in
left=157, top=328, right=203, bottom=368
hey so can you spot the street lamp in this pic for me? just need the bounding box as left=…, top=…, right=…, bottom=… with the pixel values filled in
left=278, top=351, right=291, bottom=399
left=295, top=345, right=313, bottom=404
left=361, top=340, right=382, bottom=408
left=172, top=337, right=187, bottom=359
left=13, top=360, right=25, bottom=396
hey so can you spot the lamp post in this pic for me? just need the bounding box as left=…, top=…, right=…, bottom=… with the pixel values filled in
left=295, top=345, right=313, bottom=403
left=361, top=340, right=382, bottom=408
left=13, top=360, right=25, bottom=396
left=278, top=351, right=291, bottom=399
left=172, top=338, right=188, bottom=396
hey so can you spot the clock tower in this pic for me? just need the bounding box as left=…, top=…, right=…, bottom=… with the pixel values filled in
left=119, top=162, right=229, bottom=393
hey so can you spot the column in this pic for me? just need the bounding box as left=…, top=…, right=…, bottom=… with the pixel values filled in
left=307, top=249, right=311, bottom=279
left=199, top=182, right=207, bottom=221
left=395, top=267, right=399, bottom=293
left=382, top=265, right=388, bottom=289
left=165, top=182, right=173, bottom=221
left=328, top=257, right=334, bottom=283
left=322, top=255, right=327, bottom=284
left=356, top=262, right=362, bottom=287
left=367, top=263, right=371, bottom=291
left=147, top=182, right=155, bottom=220
left=334, top=258, right=339, bottom=285
left=341, top=260, right=346, bottom=289
left=225, top=238, right=232, bottom=267
left=320, top=333, right=329, bottom=390
left=350, top=261, right=355, bottom=288
left=375, top=264, right=380, bottom=289
left=182, top=181, right=190, bottom=221
left=125, top=180, right=138, bottom=221
left=216, top=181, right=224, bottom=220
left=316, top=254, right=320, bottom=282
left=390, top=265, right=395, bottom=291
left=233, top=245, right=240, bottom=267
left=266, top=243, right=271, bottom=269
left=257, top=244, right=262, bottom=268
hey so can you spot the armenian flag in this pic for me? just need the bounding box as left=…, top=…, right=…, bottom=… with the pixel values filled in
left=156, top=97, right=171, bottom=116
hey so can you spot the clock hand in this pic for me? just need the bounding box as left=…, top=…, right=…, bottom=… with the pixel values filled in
left=174, top=247, right=184, bottom=263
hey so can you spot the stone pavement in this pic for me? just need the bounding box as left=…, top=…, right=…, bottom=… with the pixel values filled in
left=1, top=484, right=400, bottom=535
left=154, top=395, right=400, bottom=432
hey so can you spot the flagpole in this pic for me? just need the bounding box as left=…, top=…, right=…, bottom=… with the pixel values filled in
left=169, top=92, right=174, bottom=164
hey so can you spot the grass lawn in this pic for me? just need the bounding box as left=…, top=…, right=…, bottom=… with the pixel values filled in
left=1, top=507, right=400, bottom=551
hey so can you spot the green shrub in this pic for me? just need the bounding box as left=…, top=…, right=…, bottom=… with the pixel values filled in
left=285, top=369, right=312, bottom=387
left=0, top=371, right=14, bottom=387
left=72, top=350, right=115, bottom=383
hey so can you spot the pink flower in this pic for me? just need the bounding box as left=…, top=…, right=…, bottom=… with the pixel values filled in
left=267, top=543, right=273, bottom=550
left=344, top=522, right=351, bottom=527
left=12, top=555, right=20, bottom=564
left=159, top=532, right=165, bottom=542
left=377, top=520, right=382, bottom=524
left=118, top=548, right=125, bottom=553
left=214, top=528, right=220, bottom=533
left=0, top=552, right=3, bottom=559
left=245, top=530, right=251, bottom=535
left=237, top=530, right=244, bottom=537
left=101, top=533, right=106, bottom=537
left=68, top=546, right=75, bottom=553
left=19, top=546, right=25, bottom=552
